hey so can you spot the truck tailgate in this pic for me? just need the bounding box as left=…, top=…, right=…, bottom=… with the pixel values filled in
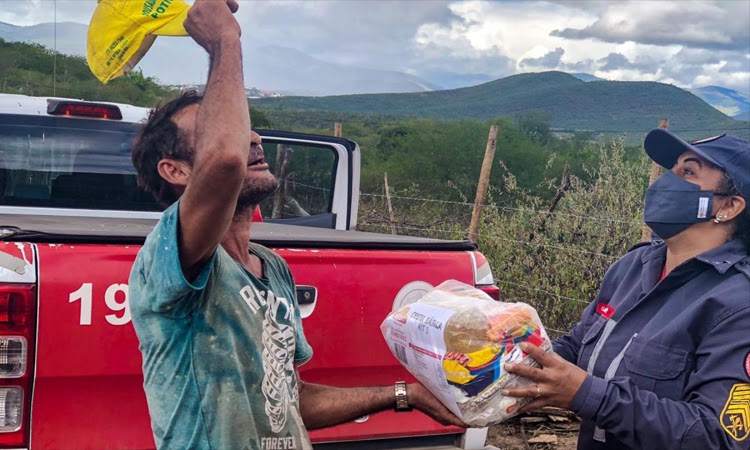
left=31, top=244, right=152, bottom=449
left=30, top=244, right=475, bottom=449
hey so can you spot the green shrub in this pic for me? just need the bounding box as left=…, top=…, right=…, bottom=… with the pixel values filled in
left=359, top=138, right=650, bottom=336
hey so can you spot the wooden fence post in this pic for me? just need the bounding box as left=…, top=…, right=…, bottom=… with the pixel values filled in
left=334, top=122, right=342, bottom=137
left=384, top=172, right=396, bottom=235
left=468, top=124, right=500, bottom=242
left=272, top=144, right=292, bottom=219
left=641, top=118, right=669, bottom=242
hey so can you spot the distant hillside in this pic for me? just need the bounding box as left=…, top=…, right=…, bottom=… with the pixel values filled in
left=689, top=85, right=750, bottom=119
left=0, top=21, right=84, bottom=56
left=0, top=21, right=439, bottom=96
left=255, top=71, right=747, bottom=136
left=246, top=45, right=440, bottom=96
left=734, top=111, right=750, bottom=121
left=0, top=38, right=175, bottom=107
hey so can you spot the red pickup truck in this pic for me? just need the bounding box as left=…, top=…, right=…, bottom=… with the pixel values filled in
left=0, top=94, right=499, bottom=450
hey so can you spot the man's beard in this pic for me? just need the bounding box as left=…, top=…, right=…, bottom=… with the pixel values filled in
left=235, top=173, right=280, bottom=215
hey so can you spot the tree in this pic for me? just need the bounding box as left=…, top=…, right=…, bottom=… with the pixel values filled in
left=517, top=111, right=552, bottom=145
left=572, top=131, right=595, bottom=151
left=250, top=107, right=272, bottom=129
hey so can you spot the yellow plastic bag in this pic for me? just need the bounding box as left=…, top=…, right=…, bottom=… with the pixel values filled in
left=87, top=0, right=191, bottom=84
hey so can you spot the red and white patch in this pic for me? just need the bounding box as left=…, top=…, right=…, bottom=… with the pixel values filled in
left=745, top=352, right=750, bottom=379
left=596, top=302, right=615, bottom=320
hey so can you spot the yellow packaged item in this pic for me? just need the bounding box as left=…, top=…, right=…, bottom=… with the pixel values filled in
left=87, top=0, right=191, bottom=84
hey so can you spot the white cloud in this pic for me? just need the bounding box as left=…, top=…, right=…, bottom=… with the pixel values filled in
left=415, top=0, right=602, bottom=67
left=694, top=67, right=750, bottom=90
left=0, top=0, right=747, bottom=93
left=593, top=68, right=659, bottom=83
left=551, top=0, right=749, bottom=51
left=413, top=0, right=749, bottom=91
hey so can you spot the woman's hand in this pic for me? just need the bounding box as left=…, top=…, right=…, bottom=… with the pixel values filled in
left=502, top=342, right=589, bottom=413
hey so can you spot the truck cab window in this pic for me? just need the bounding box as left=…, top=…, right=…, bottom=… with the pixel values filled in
left=0, top=116, right=340, bottom=226
left=259, top=142, right=336, bottom=220
left=0, top=117, right=159, bottom=211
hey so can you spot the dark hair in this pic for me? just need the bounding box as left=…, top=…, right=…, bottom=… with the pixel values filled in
left=131, top=90, right=204, bottom=207
left=718, top=173, right=750, bottom=250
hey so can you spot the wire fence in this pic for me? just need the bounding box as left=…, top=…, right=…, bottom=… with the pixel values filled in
left=292, top=181, right=642, bottom=227
left=292, top=176, right=612, bottom=338
left=275, top=141, right=643, bottom=335
left=363, top=222, right=620, bottom=262
left=494, top=279, right=590, bottom=306
left=360, top=192, right=642, bottom=226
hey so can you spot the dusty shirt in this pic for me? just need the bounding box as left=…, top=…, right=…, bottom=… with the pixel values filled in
left=130, top=201, right=313, bottom=450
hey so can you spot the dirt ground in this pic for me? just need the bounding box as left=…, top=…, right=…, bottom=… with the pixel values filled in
left=485, top=410, right=579, bottom=450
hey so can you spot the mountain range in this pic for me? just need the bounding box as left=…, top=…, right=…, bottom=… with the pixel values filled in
left=688, top=86, right=750, bottom=120
left=254, top=71, right=748, bottom=140
left=572, top=73, right=749, bottom=121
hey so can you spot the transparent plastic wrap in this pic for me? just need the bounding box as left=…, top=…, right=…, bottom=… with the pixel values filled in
left=381, top=280, right=553, bottom=427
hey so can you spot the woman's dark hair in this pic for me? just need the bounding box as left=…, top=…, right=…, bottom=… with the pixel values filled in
left=131, top=90, right=204, bottom=207
left=719, top=173, right=750, bottom=249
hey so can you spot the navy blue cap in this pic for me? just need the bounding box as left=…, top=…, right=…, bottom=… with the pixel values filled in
left=644, top=128, right=750, bottom=201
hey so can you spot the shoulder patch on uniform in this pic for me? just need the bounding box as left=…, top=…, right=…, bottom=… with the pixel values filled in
left=721, top=383, right=750, bottom=442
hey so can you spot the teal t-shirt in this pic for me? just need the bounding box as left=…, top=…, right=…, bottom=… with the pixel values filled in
left=129, top=202, right=314, bottom=450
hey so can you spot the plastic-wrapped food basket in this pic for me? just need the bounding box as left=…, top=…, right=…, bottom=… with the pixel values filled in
left=381, top=280, right=553, bottom=427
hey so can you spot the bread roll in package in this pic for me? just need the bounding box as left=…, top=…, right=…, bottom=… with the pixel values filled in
left=381, top=280, right=553, bottom=427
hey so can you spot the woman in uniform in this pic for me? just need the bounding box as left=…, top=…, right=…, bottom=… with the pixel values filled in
left=504, top=129, right=750, bottom=450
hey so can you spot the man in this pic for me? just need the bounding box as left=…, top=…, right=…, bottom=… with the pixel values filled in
left=128, top=1, right=464, bottom=449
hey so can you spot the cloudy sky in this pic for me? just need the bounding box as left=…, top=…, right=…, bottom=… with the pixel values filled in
left=0, top=0, right=748, bottom=92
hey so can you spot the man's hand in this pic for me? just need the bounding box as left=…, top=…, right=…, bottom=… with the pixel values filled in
left=184, top=0, right=241, bottom=54
left=502, top=342, right=588, bottom=413
left=297, top=376, right=468, bottom=430
left=408, top=383, right=468, bottom=428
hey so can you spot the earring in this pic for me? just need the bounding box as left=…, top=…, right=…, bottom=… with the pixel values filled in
left=714, top=215, right=726, bottom=224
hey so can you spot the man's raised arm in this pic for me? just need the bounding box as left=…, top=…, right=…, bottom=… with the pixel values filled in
left=177, top=0, right=249, bottom=277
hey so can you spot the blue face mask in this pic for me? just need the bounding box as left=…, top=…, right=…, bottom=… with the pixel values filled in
left=644, top=171, right=725, bottom=240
